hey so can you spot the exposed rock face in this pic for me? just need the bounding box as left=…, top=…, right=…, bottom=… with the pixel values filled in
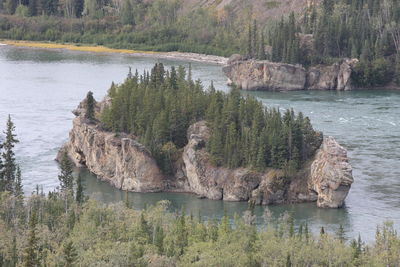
left=59, top=99, right=353, bottom=208
left=306, top=59, right=359, bottom=90
left=182, top=121, right=353, bottom=208
left=58, top=100, right=165, bottom=192
left=309, top=136, right=354, bottom=208
left=223, top=58, right=306, bottom=91
left=223, top=56, right=358, bottom=91
left=182, top=121, right=263, bottom=201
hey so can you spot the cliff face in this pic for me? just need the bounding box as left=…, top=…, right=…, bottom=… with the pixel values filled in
left=59, top=99, right=353, bottom=208
left=223, top=56, right=358, bottom=91
left=58, top=102, right=165, bottom=192
left=182, top=121, right=353, bottom=208
left=223, top=58, right=306, bottom=91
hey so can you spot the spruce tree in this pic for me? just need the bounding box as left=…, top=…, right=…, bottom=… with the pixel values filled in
left=85, top=91, right=95, bottom=121
left=121, top=0, right=135, bottom=26
left=62, top=241, right=77, bottom=267
left=1, top=115, right=19, bottom=193
left=247, top=23, right=252, bottom=58
left=75, top=174, right=84, bottom=204
left=58, top=152, right=74, bottom=193
left=259, top=32, right=267, bottom=60
left=336, top=224, right=345, bottom=243
left=14, top=165, right=23, bottom=200
left=24, top=209, right=38, bottom=267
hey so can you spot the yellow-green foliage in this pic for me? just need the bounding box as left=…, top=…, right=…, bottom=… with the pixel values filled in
left=0, top=192, right=399, bottom=266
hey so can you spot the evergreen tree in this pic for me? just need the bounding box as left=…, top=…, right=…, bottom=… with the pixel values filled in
left=121, top=0, right=135, bottom=26
left=75, top=0, right=84, bottom=17
left=258, top=32, right=267, bottom=60
left=336, top=224, right=345, bottom=243
left=75, top=173, right=84, bottom=204
left=286, top=254, right=292, bottom=267
left=154, top=224, right=164, bottom=254
left=247, top=23, right=252, bottom=58
left=28, top=0, right=37, bottom=16
left=62, top=241, right=77, bottom=267
left=24, top=209, right=38, bottom=267
left=14, top=165, right=23, bottom=200
left=1, top=115, right=19, bottom=193
left=85, top=91, right=95, bottom=121
left=58, top=152, right=74, bottom=193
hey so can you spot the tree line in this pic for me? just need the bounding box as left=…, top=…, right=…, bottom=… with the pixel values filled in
left=0, top=176, right=399, bottom=266
left=100, top=64, right=322, bottom=175
left=0, top=0, right=244, bottom=57
left=255, top=0, right=400, bottom=87
left=2, top=0, right=400, bottom=87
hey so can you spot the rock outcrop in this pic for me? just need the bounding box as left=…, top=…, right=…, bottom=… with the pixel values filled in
left=182, top=121, right=353, bottom=208
left=223, top=55, right=358, bottom=91
left=309, top=136, right=353, bottom=208
left=223, top=56, right=306, bottom=91
left=58, top=100, right=165, bottom=192
left=306, top=59, right=358, bottom=90
left=59, top=99, right=354, bottom=208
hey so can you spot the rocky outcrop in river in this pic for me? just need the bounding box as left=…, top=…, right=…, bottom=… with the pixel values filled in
left=223, top=55, right=358, bottom=91
left=59, top=98, right=354, bottom=208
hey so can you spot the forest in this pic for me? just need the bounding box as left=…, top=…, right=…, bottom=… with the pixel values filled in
left=1, top=0, right=400, bottom=87
left=100, top=64, right=322, bottom=175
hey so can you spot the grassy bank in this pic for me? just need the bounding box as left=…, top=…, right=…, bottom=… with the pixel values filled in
left=0, top=39, right=228, bottom=65
left=0, top=39, right=157, bottom=55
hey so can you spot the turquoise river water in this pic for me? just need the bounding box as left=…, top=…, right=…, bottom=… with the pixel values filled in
left=0, top=45, right=399, bottom=241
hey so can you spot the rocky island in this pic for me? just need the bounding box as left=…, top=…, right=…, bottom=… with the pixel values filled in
left=59, top=64, right=353, bottom=208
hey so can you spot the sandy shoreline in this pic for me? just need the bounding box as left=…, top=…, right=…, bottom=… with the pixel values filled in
left=0, top=40, right=228, bottom=65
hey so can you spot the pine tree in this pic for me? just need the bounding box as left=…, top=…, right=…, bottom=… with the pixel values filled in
left=11, top=235, right=17, bottom=267
left=75, top=174, right=84, bottom=204
left=58, top=152, right=74, bottom=192
left=154, top=224, right=164, bottom=254
left=62, top=241, right=77, bottom=267
left=14, top=165, right=23, bottom=200
left=286, top=254, right=292, bottom=267
left=1, top=115, right=19, bottom=193
left=121, top=0, right=135, bottom=26
left=85, top=91, right=95, bottom=121
left=75, top=0, right=84, bottom=17
left=24, top=209, right=38, bottom=267
left=336, top=224, right=345, bottom=243
left=258, top=32, right=267, bottom=60
left=247, top=23, right=252, bottom=58
left=28, top=0, right=37, bottom=16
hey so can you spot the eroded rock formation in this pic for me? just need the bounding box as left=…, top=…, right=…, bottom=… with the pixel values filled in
left=59, top=99, right=354, bottom=208
left=223, top=55, right=358, bottom=91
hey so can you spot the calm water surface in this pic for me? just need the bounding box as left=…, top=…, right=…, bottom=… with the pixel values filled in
left=1, top=45, right=399, bottom=241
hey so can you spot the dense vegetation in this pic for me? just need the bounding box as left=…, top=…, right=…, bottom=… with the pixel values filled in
left=1, top=188, right=400, bottom=266
left=100, top=64, right=322, bottom=175
left=251, top=0, right=400, bottom=87
left=0, top=0, right=244, bottom=56
left=1, top=0, right=400, bottom=87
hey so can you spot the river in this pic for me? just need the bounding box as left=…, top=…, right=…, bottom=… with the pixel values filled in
left=0, top=45, right=399, bottom=241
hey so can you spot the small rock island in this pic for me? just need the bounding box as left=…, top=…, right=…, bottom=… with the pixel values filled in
left=59, top=64, right=353, bottom=208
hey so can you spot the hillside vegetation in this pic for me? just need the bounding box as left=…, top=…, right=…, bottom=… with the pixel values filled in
left=1, top=0, right=399, bottom=88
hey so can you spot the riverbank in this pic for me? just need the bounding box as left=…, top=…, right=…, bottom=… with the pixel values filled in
left=0, top=40, right=228, bottom=65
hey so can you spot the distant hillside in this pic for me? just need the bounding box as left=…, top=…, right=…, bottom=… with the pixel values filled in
left=176, top=0, right=314, bottom=22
